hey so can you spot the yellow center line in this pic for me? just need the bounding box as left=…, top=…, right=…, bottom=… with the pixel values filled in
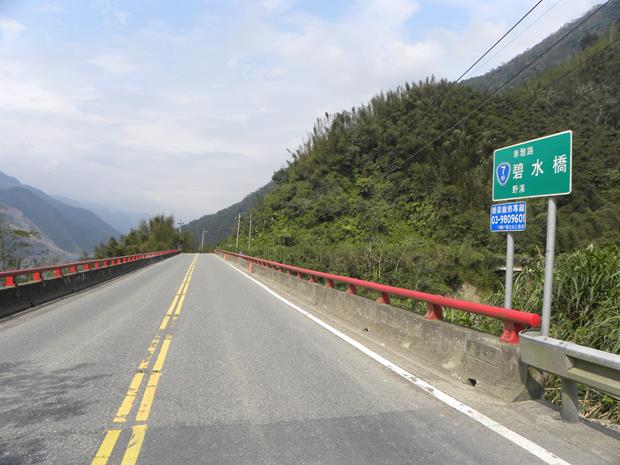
left=136, top=335, right=172, bottom=421
left=174, top=294, right=187, bottom=316
left=159, top=315, right=170, bottom=331
left=119, top=425, right=148, bottom=465
left=172, top=294, right=187, bottom=322
left=153, top=335, right=172, bottom=372
left=139, top=334, right=161, bottom=369
left=135, top=372, right=161, bottom=422
left=90, top=429, right=121, bottom=465
left=166, top=295, right=180, bottom=316
left=113, top=372, right=146, bottom=423
left=89, top=255, right=197, bottom=465
left=160, top=294, right=182, bottom=331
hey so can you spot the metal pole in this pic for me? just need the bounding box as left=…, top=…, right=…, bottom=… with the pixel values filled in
left=177, top=220, right=183, bottom=251
left=541, top=197, right=557, bottom=337
left=504, top=232, right=514, bottom=309
left=248, top=213, right=252, bottom=251
left=541, top=197, right=577, bottom=422
left=235, top=213, right=241, bottom=252
left=200, top=228, right=205, bottom=252
left=561, top=377, right=580, bottom=422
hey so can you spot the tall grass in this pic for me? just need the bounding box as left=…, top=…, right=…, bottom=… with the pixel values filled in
left=499, top=245, right=620, bottom=423
left=508, top=245, right=620, bottom=353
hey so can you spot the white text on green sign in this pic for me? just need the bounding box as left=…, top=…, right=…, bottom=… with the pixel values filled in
left=492, top=130, right=572, bottom=201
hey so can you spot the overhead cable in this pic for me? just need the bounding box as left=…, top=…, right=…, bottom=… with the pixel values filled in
left=379, top=0, right=613, bottom=179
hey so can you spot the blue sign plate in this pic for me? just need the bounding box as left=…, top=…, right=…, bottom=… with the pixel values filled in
left=490, top=201, right=526, bottom=232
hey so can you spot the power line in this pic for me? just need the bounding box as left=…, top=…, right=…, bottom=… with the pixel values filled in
left=469, top=0, right=565, bottom=78
left=453, top=0, right=544, bottom=85
left=379, top=0, right=613, bottom=180
left=413, top=0, right=545, bottom=115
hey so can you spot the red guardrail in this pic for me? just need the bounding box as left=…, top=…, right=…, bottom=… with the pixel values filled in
left=216, top=249, right=541, bottom=344
left=0, top=250, right=178, bottom=288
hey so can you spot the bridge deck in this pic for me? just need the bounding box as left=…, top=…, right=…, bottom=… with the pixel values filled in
left=0, top=254, right=617, bottom=465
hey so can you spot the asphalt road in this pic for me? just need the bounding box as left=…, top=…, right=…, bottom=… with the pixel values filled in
left=0, top=254, right=583, bottom=464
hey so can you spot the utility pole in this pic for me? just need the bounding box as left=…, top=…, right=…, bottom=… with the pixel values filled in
left=248, top=213, right=252, bottom=251
left=177, top=219, right=184, bottom=252
left=200, top=227, right=206, bottom=252
left=235, top=213, right=241, bottom=252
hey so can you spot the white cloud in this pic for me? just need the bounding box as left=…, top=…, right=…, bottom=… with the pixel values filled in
left=0, top=77, right=76, bottom=114
left=260, top=0, right=295, bottom=13
left=0, top=0, right=605, bottom=219
left=114, top=10, right=129, bottom=25
left=0, top=17, right=25, bottom=42
left=119, top=122, right=258, bottom=157
left=88, top=54, right=135, bottom=74
left=360, top=0, right=420, bottom=25
left=34, top=4, right=64, bottom=14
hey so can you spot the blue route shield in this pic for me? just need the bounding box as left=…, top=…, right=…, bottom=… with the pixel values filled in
left=496, top=162, right=511, bottom=186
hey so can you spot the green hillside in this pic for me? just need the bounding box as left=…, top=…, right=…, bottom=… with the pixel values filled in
left=222, top=25, right=619, bottom=291
left=217, top=25, right=620, bottom=422
left=186, top=183, right=275, bottom=249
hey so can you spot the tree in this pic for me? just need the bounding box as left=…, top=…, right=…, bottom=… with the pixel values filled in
left=0, top=212, right=40, bottom=270
left=94, top=214, right=197, bottom=258
left=11, top=229, right=39, bottom=270
left=0, top=214, right=11, bottom=271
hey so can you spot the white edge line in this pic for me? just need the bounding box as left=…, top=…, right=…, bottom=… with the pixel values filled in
left=217, top=255, right=572, bottom=465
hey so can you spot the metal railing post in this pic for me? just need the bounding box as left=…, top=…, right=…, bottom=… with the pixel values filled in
left=561, top=378, right=579, bottom=422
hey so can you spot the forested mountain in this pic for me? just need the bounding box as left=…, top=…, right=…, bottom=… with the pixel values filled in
left=464, top=1, right=620, bottom=91
left=186, top=183, right=275, bottom=249
left=0, top=171, right=119, bottom=257
left=219, top=21, right=620, bottom=297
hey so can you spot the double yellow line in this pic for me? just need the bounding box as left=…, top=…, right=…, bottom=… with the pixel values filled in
left=90, top=255, right=198, bottom=465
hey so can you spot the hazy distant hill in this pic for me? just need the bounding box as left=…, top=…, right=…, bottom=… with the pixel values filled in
left=54, top=195, right=148, bottom=234
left=0, top=205, right=79, bottom=265
left=463, top=2, right=620, bottom=91
left=0, top=172, right=21, bottom=189
left=185, top=183, right=275, bottom=248
left=0, top=171, right=119, bottom=254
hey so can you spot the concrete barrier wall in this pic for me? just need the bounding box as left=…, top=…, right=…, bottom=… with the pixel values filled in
left=0, top=253, right=178, bottom=319
left=221, top=253, right=543, bottom=402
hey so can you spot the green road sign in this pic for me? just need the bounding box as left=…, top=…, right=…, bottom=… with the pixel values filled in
left=492, top=130, right=572, bottom=201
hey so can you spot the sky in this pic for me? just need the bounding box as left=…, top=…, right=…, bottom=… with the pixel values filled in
left=0, top=0, right=603, bottom=221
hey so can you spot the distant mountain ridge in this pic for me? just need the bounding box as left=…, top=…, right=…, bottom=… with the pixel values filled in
left=0, top=172, right=21, bottom=189
left=0, top=205, right=79, bottom=264
left=185, top=183, right=275, bottom=248
left=0, top=171, right=119, bottom=255
left=53, top=195, right=148, bottom=234
left=463, top=2, right=620, bottom=91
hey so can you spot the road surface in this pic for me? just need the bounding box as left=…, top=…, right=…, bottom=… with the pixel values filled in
left=0, top=254, right=610, bottom=464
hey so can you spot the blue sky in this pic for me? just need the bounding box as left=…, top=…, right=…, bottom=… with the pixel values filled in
left=0, top=0, right=602, bottom=220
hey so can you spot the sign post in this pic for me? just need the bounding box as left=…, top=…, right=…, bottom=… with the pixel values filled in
left=504, top=232, right=515, bottom=309
left=490, top=201, right=526, bottom=309
left=492, top=130, right=573, bottom=420
left=493, top=130, right=572, bottom=333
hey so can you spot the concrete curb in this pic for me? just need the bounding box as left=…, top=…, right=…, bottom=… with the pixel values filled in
left=0, top=253, right=178, bottom=319
left=221, top=253, right=543, bottom=402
